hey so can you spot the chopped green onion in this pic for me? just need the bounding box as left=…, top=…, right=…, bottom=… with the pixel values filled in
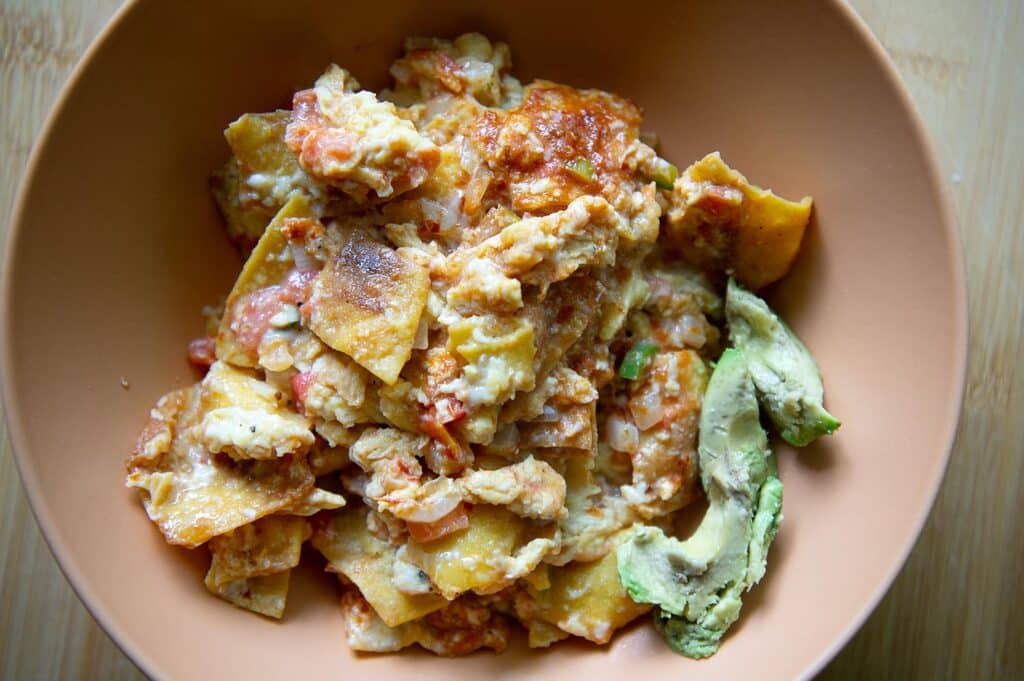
left=566, top=157, right=596, bottom=182
left=619, top=340, right=660, bottom=380
left=651, top=162, right=679, bottom=190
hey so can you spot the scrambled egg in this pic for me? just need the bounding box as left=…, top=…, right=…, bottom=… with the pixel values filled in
left=127, top=32, right=812, bottom=645
left=286, top=65, right=441, bottom=202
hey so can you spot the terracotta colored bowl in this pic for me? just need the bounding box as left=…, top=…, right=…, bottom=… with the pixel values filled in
left=2, top=1, right=966, bottom=679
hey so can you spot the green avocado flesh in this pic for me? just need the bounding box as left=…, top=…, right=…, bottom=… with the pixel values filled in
left=617, top=349, right=783, bottom=659
left=725, top=278, right=840, bottom=446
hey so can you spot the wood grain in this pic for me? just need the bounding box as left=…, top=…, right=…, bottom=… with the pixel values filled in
left=0, top=1, right=1020, bottom=679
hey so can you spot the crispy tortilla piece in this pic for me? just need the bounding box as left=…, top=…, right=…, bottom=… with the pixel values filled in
left=666, top=152, right=812, bottom=290
left=206, top=515, right=311, bottom=586
left=447, top=314, right=536, bottom=406
left=341, top=590, right=511, bottom=655
left=312, top=506, right=447, bottom=627
left=500, top=274, right=604, bottom=424
left=404, top=504, right=557, bottom=599
left=217, top=194, right=316, bottom=367
left=520, top=532, right=650, bottom=644
left=225, top=112, right=305, bottom=190
left=211, top=158, right=271, bottom=254
left=204, top=515, right=312, bottom=618
left=284, top=487, right=346, bottom=515
left=211, top=111, right=318, bottom=252
left=207, top=570, right=293, bottom=619
left=125, top=385, right=315, bottom=548
left=306, top=227, right=430, bottom=384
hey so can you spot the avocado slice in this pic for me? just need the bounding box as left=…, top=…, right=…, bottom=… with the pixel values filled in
left=617, top=348, right=783, bottom=658
left=725, top=278, right=840, bottom=446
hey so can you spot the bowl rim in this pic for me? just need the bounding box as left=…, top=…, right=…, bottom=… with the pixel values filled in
left=0, top=1, right=968, bottom=678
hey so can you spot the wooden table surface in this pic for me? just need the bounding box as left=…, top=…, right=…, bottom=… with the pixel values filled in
left=1, top=1, right=1021, bottom=679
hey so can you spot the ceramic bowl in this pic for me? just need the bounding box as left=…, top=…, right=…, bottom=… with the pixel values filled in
left=1, top=1, right=966, bottom=679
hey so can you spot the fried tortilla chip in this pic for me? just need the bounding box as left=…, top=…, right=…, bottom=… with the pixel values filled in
left=306, top=228, right=429, bottom=384
left=206, top=515, right=311, bottom=587
left=217, top=194, right=316, bottom=367
left=312, top=506, right=447, bottom=627
left=126, top=385, right=315, bottom=548
left=196, top=361, right=314, bottom=460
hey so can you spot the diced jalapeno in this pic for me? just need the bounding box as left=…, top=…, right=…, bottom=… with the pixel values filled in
left=619, top=340, right=660, bottom=380
left=566, top=157, right=596, bottom=182
left=651, top=162, right=679, bottom=190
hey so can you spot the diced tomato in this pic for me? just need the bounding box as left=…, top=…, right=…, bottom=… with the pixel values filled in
left=419, top=413, right=462, bottom=458
left=434, top=397, right=467, bottom=425
left=697, top=185, right=736, bottom=218
left=406, top=504, right=469, bottom=543
left=280, top=216, right=319, bottom=240
left=186, top=337, right=216, bottom=369
left=284, top=90, right=322, bottom=152
left=229, top=269, right=316, bottom=355
left=290, top=371, right=315, bottom=410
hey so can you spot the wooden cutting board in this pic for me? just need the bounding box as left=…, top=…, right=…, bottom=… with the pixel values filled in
left=1, top=1, right=1020, bottom=678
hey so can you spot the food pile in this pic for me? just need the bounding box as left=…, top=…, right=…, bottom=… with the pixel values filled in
left=126, top=33, right=837, bottom=658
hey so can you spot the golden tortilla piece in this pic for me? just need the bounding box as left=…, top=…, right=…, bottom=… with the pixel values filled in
left=225, top=112, right=304, bottom=188
left=312, top=507, right=447, bottom=627
left=206, top=570, right=292, bottom=619
left=216, top=194, right=315, bottom=367
left=340, top=590, right=511, bottom=655
left=211, top=159, right=270, bottom=253
left=500, top=275, right=604, bottom=424
left=212, top=111, right=316, bottom=252
left=196, top=361, right=314, bottom=460
left=404, top=504, right=556, bottom=599
left=306, top=228, right=429, bottom=384
left=206, top=515, right=311, bottom=587
left=667, top=152, right=812, bottom=290
left=125, top=385, right=314, bottom=548
left=284, top=487, right=346, bottom=516
left=526, top=533, right=650, bottom=644
left=447, top=314, right=536, bottom=406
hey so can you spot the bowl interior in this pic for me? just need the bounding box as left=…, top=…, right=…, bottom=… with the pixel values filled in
left=2, top=1, right=964, bottom=679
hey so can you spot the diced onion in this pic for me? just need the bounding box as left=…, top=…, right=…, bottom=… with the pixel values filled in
left=631, top=389, right=664, bottom=431
left=535, top=404, right=560, bottom=422
left=398, top=477, right=463, bottom=523
left=289, top=243, right=317, bottom=273
left=413, top=316, right=429, bottom=349
left=606, top=414, right=639, bottom=453
left=443, top=190, right=469, bottom=231
left=488, top=423, right=519, bottom=452
left=671, top=314, right=706, bottom=349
